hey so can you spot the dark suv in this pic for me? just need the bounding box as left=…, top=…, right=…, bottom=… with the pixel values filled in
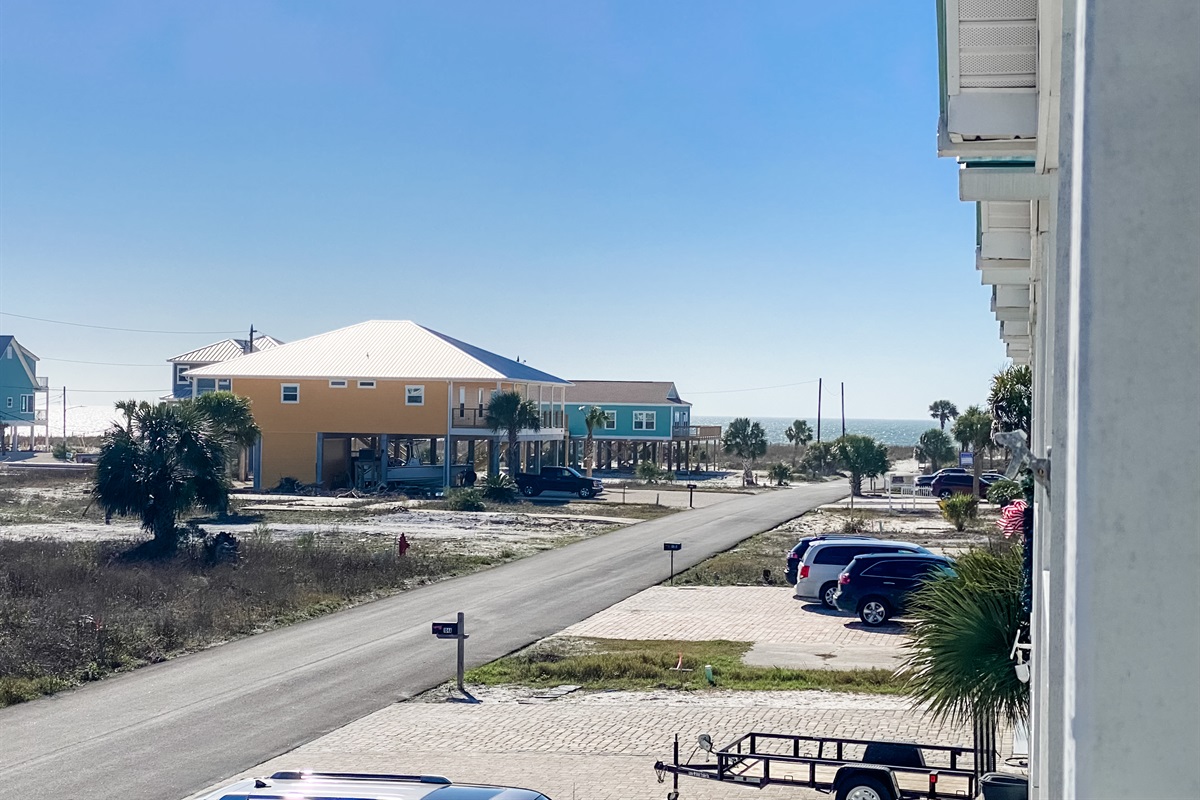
left=930, top=471, right=995, bottom=499
left=833, top=552, right=955, bottom=626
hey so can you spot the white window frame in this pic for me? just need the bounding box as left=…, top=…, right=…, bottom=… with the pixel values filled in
left=603, top=410, right=617, bottom=430
left=405, top=385, right=424, bottom=405
left=633, top=410, right=656, bottom=431
left=5, top=397, right=12, bottom=408
left=217, top=379, right=231, bottom=392
left=329, top=380, right=348, bottom=389
left=358, top=380, right=376, bottom=390
left=281, top=384, right=300, bottom=404
left=175, top=364, right=190, bottom=385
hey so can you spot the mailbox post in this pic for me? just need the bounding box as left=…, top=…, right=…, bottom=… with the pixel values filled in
left=686, top=483, right=697, bottom=508
left=432, top=611, right=476, bottom=702
left=664, top=542, right=682, bottom=584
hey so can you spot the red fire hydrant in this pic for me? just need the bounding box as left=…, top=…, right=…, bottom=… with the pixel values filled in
left=396, top=533, right=410, bottom=557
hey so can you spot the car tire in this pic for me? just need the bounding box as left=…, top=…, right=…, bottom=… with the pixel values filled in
left=858, top=597, right=891, bottom=627
left=938, top=489, right=953, bottom=499
left=820, top=582, right=840, bottom=609
left=520, top=484, right=537, bottom=497
left=578, top=487, right=594, bottom=499
left=835, top=775, right=894, bottom=800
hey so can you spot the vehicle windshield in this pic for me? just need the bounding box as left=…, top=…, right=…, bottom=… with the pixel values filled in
left=564, top=467, right=585, bottom=478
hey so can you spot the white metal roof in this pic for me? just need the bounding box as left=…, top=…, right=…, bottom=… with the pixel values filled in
left=169, top=335, right=283, bottom=364
left=185, top=321, right=569, bottom=384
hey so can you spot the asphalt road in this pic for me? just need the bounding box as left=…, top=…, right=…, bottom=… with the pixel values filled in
left=0, top=481, right=846, bottom=800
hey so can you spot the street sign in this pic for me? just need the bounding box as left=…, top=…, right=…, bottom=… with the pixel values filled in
left=959, top=451, right=974, bottom=467
left=663, top=542, right=682, bottom=551
left=432, top=622, right=459, bottom=639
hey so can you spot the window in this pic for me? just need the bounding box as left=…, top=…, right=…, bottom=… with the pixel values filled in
left=405, top=385, right=424, bottom=405
left=20, top=395, right=33, bottom=413
left=196, top=378, right=216, bottom=394
left=358, top=380, right=376, bottom=389
left=217, top=379, right=231, bottom=391
left=603, top=410, right=616, bottom=430
left=813, top=546, right=854, bottom=565
left=329, top=380, right=348, bottom=388
left=281, top=384, right=299, bottom=403
left=5, top=397, right=12, bottom=408
left=175, top=364, right=190, bottom=385
left=633, top=410, right=656, bottom=430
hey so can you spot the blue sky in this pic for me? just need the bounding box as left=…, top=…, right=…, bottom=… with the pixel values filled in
left=0, top=0, right=1006, bottom=418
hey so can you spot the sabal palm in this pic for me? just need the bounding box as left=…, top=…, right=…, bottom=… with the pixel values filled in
left=952, top=405, right=994, bottom=497
left=988, top=365, right=1032, bottom=440
left=929, top=399, right=959, bottom=430
left=486, top=390, right=541, bottom=476
left=93, top=402, right=228, bottom=552
left=900, top=545, right=1028, bottom=726
left=784, top=419, right=813, bottom=466
left=580, top=405, right=608, bottom=477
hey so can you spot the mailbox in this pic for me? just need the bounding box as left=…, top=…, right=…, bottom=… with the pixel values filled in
left=432, top=622, right=460, bottom=639
left=663, top=542, right=682, bottom=552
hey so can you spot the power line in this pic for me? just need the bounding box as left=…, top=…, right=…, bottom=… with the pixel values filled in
left=686, top=378, right=822, bottom=395
left=0, top=312, right=244, bottom=335
left=40, top=357, right=162, bottom=367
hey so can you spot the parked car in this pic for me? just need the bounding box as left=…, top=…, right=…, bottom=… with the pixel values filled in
left=794, top=539, right=931, bottom=609
left=915, top=467, right=968, bottom=488
left=930, top=471, right=996, bottom=499
left=196, top=770, right=553, bottom=800
left=784, top=534, right=880, bottom=584
left=982, top=471, right=1008, bottom=482
left=833, top=552, right=956, bottom=626
left=515, top=466, right=604, bottom=498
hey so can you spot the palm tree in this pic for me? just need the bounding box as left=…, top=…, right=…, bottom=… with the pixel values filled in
left=916, top=427, right=957, bottom=472
left=486, top=390, right=541, bottom=476
left=988, top=364, right=1032, bottom=441
left=190, top=392, right=260, bottom=476
left=93, top=402, right=228, bottom=554
left=929, top=399, right=960, bottom=430
left=579, top=405, right=608, bottom=477
left=783, top=419, right=813, bottom=467
left=952, top=405, right=994, bottom=498
left=900, top=545, right=1028, bottom=727
left=722, top=417, right=768, bottom=483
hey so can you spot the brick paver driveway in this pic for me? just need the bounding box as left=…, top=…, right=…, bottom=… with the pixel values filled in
left=194, top=689, right=978, bottom=800
left=561, top=585, right=908, bottom=670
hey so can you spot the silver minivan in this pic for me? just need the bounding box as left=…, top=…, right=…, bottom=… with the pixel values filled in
left=794, top=538, right=931, bottom=608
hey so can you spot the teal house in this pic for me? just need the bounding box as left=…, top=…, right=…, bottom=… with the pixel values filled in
left=0, top=335, right=46, bottom=452
left=563, top=381, right=720, bottom=472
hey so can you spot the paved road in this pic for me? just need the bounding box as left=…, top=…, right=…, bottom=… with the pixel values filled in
left=0, top=481, right=846, bottom=800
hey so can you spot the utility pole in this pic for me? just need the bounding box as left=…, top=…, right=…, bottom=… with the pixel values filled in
left=62, top=387, right=67, bottom=443
left=247, top=324, right=256, bottom=354
left=841, top=382, right=846, bottom=439
left=816, top=379, right=823, bottom=443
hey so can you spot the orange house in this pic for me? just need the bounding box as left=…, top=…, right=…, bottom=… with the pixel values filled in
left=185, top=321, right=570, bottom=491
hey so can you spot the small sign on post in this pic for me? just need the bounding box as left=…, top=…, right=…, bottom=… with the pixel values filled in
left=686, top=483, right=697, bottom=508
left=959, top=451, right=975, bottom=468
left=664, top=542, right=682, bottom=584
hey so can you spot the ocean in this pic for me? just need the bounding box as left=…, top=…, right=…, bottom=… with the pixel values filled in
left=691, top=416, right=933, bottom=447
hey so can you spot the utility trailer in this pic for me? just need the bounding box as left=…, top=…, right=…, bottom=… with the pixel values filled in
left=655, top=730, right=988, bottom=800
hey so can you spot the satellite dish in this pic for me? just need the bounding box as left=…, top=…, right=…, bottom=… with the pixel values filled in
left=698, top=733, right=714, bottom=753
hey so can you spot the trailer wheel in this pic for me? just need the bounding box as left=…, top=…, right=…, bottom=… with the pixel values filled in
left=835, top=775, right=893, bottom=800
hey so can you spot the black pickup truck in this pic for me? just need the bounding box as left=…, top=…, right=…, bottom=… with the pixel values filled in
left=515, top=467, right=604, bottom=499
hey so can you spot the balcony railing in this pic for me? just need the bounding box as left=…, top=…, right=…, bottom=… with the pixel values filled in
left=673, top=424, right=723, bottom=439
left=450, top=406, right=564, bottom=430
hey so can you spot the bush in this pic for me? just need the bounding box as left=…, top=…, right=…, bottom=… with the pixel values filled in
left=987, top=478, right=1022, bottom=507
left=445, top=488, right=486, bottom=512
left=842, top=516, right=869, bottom=534
left=635, top=461, right=665, bottom=483
left=51, top=440, right=71, bottom=461
left=481, top=474, right=517, bottom=503
left=939, top=494, right=979, bottom=531
left=767, top=463, right=792, bottom=486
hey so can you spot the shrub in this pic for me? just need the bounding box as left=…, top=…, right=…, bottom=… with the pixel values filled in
left=987, top=478, right=1022, bottom=507
left=635, top=461, right=665, bottom=483
left=481, top=474, right=517, bottom=503
left=445, top=488, right=485, bottom=512
left=939, top=494, right=979, bottom=531
left=842, top=516, right=869, bottom=534
left=51, top=440, right=71, bottom=461
left=767, top=463, right=792, bottom=486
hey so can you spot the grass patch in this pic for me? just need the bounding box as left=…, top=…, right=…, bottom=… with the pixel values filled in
left=673, top=527, right=800, bottom=586
left=466, top=637, right=903, bottom=694
left=0, top=536, right=510, bottom=707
